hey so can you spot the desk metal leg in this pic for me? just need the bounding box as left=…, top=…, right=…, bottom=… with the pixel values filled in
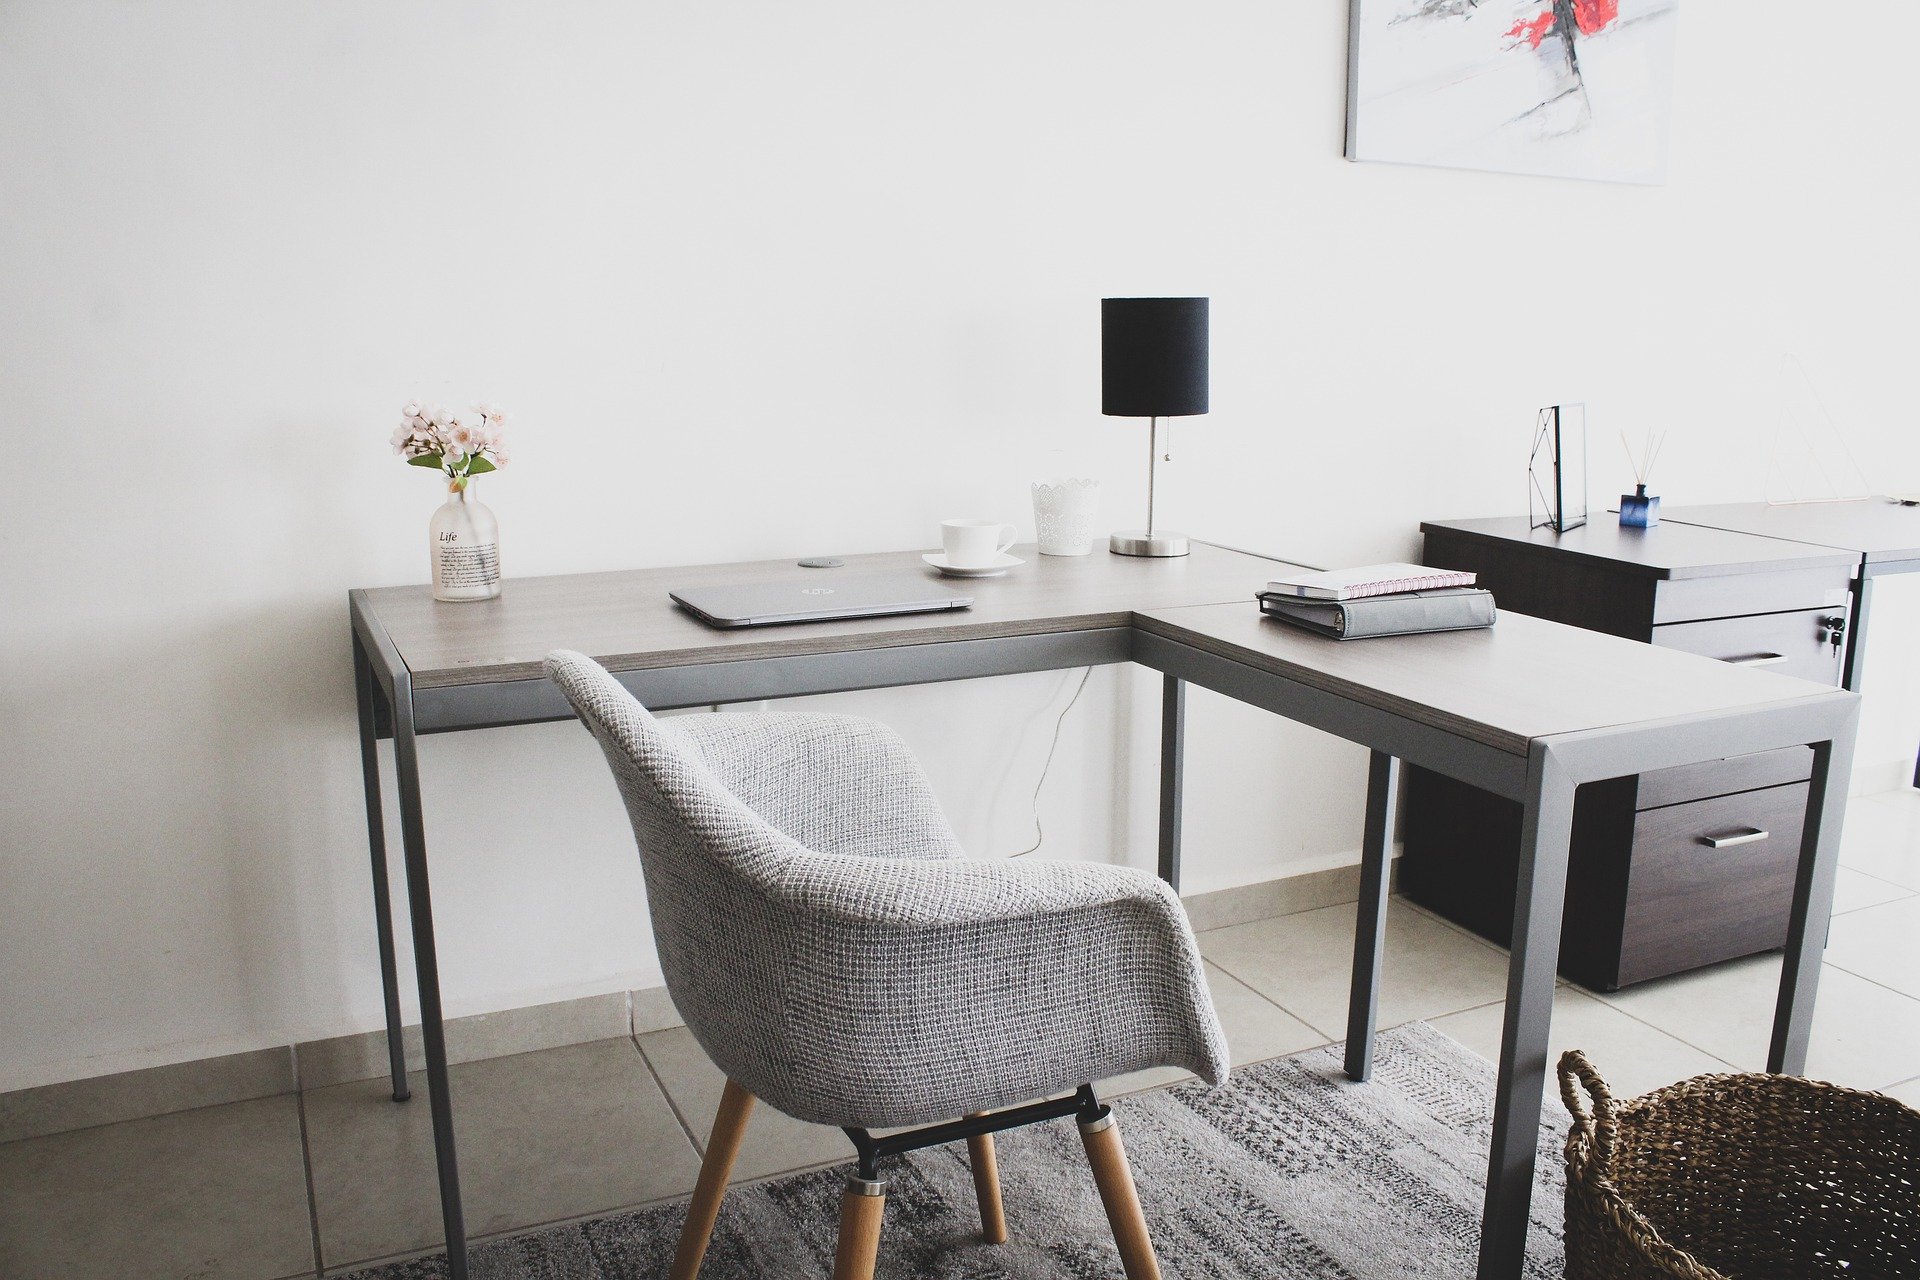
left=391, top=681, right=471, bottom=1280
left=353, top=636, right=410, bottom=1102
left=1158, top=675, right=1185, bottom=889
left=1835, top=573, right=1907, bottom=793
left=1842, top=571, right=1872, bottom=694
left=1771, top=723, right=1857, bottom=1074
left=1477, top=747, right=1575, bottom=1280
left=1344, top=752, right=1398, bottom=1083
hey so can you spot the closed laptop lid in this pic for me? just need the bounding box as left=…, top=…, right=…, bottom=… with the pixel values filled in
left=670, top=572, right=974, bottom=628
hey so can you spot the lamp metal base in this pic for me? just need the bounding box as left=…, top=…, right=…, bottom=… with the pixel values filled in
left=1109, top=530, right=1190, bottom=557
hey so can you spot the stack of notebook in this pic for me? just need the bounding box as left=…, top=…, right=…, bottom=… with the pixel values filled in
left=1257, top=563, right=1496, bottom=640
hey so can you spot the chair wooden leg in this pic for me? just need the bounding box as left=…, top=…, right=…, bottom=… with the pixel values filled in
left=670, top=1078, right=755, bottom=1280
left=1079, top=1109, right=1161, bottom=1280
left=965, top=1113, right=1008, bottom=1244
left=832, top=1176, right=887, bottom=1280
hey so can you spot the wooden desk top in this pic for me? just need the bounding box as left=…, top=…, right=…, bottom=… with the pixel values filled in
left=361, top=541, right=1293, bottom=688
left=1422, top=515, right=1859, bottom=579
left=1137, top=604, right=1842, bottom=757
left=1661, top=500, right=1920, bottom=565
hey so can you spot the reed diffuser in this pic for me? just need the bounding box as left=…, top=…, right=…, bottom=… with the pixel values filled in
left=1619, top=428, right=1666, bottom=529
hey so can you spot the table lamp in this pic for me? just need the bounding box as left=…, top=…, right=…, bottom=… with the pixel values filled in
left=1102, top=296, right=1208, bottom=557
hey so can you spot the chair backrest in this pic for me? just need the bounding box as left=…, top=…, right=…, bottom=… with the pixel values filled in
left=545, top=650, right=798, bottom=867
left=544, top=650, right=802, bottom=1077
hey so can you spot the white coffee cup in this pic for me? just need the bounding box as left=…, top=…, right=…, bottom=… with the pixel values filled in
left=941, top=519, right=1017, bottom=568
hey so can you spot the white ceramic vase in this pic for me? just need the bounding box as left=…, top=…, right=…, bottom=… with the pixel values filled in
left=429, top=483, right=502, bottom=602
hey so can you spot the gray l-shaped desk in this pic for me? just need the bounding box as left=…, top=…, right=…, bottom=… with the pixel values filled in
left=348, top=540, right=1859, bottom=1280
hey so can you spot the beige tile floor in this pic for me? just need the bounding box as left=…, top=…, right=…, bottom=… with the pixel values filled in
left=7, top=786, right=1920, bottom=1278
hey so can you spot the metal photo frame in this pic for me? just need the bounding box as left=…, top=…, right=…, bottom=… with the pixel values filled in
left=1530, top=404, right=1587, bottom=533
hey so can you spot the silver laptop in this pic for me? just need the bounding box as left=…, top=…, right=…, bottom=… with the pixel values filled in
left=671, top=572, right=974, bottom=629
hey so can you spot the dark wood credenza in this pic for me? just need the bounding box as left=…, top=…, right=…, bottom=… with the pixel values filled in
left=1403, top=516, right=1859, bottom=990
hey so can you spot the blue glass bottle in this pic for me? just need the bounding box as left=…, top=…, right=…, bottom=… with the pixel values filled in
left=1619, top=483, right=1660, bottom=529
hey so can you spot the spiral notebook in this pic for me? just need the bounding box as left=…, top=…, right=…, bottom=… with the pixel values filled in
left=1264, top=562, right=1477, bottom=602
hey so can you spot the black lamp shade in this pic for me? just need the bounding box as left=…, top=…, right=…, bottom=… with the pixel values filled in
left=1102, top=297, right=1209, bottom=418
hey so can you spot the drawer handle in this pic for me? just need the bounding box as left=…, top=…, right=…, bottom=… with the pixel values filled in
left=1724, top=653, right=1789, bottom=668
left=1700, top=828, right=1770, bottom=848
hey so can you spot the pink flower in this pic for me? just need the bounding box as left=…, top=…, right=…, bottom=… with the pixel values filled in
left=444, top=419, right=482, bottom=455
left=390, top=397, right=511, bottom=470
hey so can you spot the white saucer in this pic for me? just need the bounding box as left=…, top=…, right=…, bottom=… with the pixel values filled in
left=923, top=552, right=1024, bottom=578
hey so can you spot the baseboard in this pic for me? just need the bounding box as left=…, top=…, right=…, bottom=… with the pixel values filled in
left=1182, top=855, right=1396, bottom=933
left=293, top=991, right=635, bottom=1092
left=0, top=1046, right=295, bottom=1146
left=0, top=868, right=1355, bottom=1143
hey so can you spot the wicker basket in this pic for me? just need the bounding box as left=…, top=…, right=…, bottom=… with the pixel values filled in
left=1558, top=1050, right=1920, bottom=1280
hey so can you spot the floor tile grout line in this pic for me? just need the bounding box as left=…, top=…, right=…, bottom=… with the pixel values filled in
left=1397, top=898, right=1514, bottom=960
left=1836, top=861, right=1917, bottom=894
left=1558, top=986, right=1744, bottom=1073
left=332, top=1179, right=723, bottom=1275
left=1204, top=905, right=1516, bottom=1040
left=1198, top=954, right=1343, bottom=1041
left=1833, top=862, right=1920, bottom=910
left=1205, top=960, right=1324, bottom=1032
left=1817, top=956, right=1920, bottom=1006
left=1207, top=944, right=1512, bottom=1046
left=1832, top=893, right=1917, bottom=917
left=293, top=1087, right=327, bottom=1279
left=335, top=1146, right=880, bottom=1277
left=632, top=1032, right=705, bottom=1156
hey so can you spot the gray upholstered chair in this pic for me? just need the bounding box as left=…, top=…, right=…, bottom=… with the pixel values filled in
left=546, top=650, right=1228, bottom=1280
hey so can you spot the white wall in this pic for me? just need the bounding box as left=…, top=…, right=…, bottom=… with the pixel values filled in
left=3, top=1, right=1916, bottom=1092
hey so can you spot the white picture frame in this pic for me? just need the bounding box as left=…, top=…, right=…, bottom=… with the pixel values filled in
left=1346, top=0, right=1681, bottom=185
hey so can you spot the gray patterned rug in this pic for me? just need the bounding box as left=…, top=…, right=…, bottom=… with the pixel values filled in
left=347, top=1023, right=1567, bottom=1279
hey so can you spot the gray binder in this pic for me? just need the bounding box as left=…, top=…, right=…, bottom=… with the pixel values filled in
left=1257, top=587, right=1496, bottom=640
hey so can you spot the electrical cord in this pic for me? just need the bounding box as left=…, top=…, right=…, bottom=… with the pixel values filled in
left=1008, top=665, right=1095, bottom=858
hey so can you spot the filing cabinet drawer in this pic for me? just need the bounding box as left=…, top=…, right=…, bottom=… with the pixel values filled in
left=1616, top=782, right=1807, bottom=987
left=1652, top=608, right=1845, bottom=686
left=1635, top=746, right=1815, bottom=811
left=1652, top=567, right=1851, bottom=625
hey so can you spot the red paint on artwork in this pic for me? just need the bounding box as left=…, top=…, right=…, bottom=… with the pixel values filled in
left=1507, top=10, right=1557, bottom=46
left=1506, top=0, right=1620, bottom=47
left=1574, top=0, right=1620, bottom=34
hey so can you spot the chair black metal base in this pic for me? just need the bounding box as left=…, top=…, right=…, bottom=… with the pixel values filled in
left=843, top=1084, right=1103, bottom=1182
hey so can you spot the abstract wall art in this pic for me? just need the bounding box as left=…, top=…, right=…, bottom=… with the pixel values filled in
left=1345, top=0, right=1680, bottom=184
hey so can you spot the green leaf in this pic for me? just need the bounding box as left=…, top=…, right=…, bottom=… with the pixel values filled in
left=407, top=453, right=445, bottom=469
left=465, top=455, right=497, bottom=475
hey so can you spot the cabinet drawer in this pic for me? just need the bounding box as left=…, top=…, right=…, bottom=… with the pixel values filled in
left=1651, top=608, right=1844, bottom=686
left=1653, top=567, right=1852, bottom=626
left=1635, top=746, right=1815, bottom=811
left=1616, top=782, right=1807, bottom=986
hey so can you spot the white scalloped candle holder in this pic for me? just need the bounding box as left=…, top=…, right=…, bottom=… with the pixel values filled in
left=1031, top=478, right=1100, bottom=556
